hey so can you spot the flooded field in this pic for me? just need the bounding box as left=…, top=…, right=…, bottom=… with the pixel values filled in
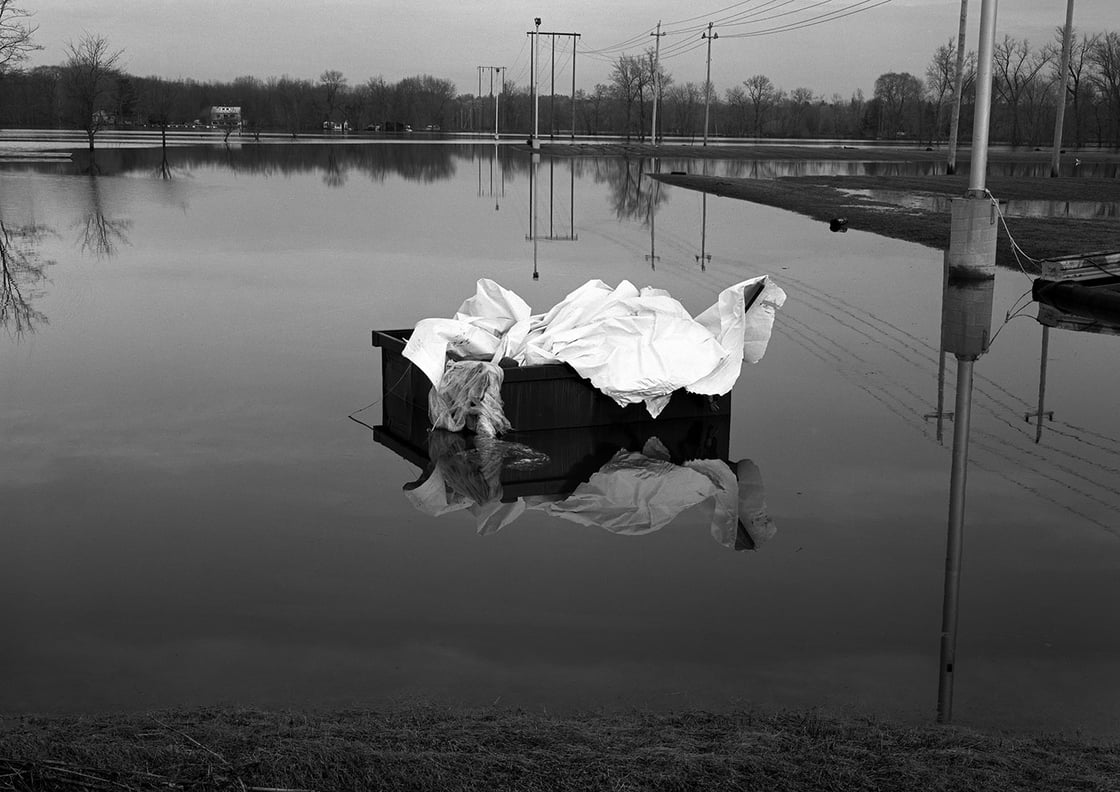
left=1, top=141, right=1118, bottom=736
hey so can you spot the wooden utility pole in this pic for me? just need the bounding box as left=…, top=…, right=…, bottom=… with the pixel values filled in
left=947, top=0, right=968, bottom=175
left=650, top=21, right=665, bottom=143
left=1051, top=0, right=1076, bottom=177
left=702, top=22, right=718, bottom=146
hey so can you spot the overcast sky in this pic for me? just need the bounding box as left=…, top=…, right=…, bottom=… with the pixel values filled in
left=25, top=1, right=1120, bottom=98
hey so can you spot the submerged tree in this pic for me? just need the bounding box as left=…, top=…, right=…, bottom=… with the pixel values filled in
left=0, top=217, right=51, bottom=337
left=63, top=33, right=124, bottom=157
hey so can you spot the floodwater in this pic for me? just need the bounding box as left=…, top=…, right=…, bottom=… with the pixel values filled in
left=2, top=141, right=1119, bottom=737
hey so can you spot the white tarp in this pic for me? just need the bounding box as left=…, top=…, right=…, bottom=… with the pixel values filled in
left=402, top=276, right=786, bottom=418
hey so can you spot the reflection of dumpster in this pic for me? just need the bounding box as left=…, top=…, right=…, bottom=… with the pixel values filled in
left=371, top=401, right=774, bottom=550
left=374, top=406, right=730, bottom=501
left=372, top=328, right=730, bottom=435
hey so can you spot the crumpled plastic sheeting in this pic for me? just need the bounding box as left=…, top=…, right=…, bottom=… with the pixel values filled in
left=427, top=360, right=511, bottom=437
left=402, top=276, right=786, bottom=418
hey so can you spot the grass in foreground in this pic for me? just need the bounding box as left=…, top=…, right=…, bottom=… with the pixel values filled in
left=2, top=706, right=1118, bottom=791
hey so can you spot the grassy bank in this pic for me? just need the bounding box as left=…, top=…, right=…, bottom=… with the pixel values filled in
left=2, top=706, right=1118, bottom=791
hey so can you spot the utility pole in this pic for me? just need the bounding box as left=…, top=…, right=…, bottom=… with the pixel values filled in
left=1050, top=0, right=1076, bottom=177
left=947, top=0, right=968, bottom=175
left=702, top=22, right=718, bottom=146
left=479, top=66, right=505, bottom=139
left=530, top=17, right=541, bottom=149
left=551, top=34, right=556, bottom=139
left=527, top=24, right=581, bottom=147
left=571, top=39, right=577, bottom=141
left=651, top=21, right=665, bottom=143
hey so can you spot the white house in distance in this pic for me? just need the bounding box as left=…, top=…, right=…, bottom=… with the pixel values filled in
left=207, top=106, right=242, bottom=130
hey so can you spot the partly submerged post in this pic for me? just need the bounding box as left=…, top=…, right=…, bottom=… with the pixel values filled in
left=938, top=0, right=999, bottom=726
left=947, top=0, right=999, bottom=281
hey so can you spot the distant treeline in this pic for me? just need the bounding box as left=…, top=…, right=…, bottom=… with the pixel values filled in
left=2, top=28, right=1120, bottom=146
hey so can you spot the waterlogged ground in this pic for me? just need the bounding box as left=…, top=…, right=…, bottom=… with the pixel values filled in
left=1, top=140, right=1119, bottom=737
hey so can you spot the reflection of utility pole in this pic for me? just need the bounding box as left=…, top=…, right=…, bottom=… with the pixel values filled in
left=702, top=22, right=718, bottom=146
left=527, top=154, right=577, bottom=279
left=478, top=144, right=504, bottom=210
left=1025, top=326, right=1054, bottom=442
left=695, top=193, right=711, bottom=270
left=925, top=266, right=955, bottom=443
left=645, top=160, right=661, bottom=269
left=650, top=21, right=665, bottom=143
left=937, top=0, right=999, bottom=728
left=530, top=152, right=539, bottom=278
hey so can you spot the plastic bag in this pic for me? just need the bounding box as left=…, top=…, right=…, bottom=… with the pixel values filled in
left=428, top=359, right=511, bottom=437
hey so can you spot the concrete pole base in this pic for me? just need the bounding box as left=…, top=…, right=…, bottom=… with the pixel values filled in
left=946, top=196, right=998, bottom=280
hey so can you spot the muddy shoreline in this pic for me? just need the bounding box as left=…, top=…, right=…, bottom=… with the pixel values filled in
left=532, top=142, right=1120, bottom=271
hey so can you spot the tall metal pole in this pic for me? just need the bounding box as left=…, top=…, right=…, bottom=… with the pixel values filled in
left=968, top=0, right=998, bottom=195
left=550, top=34, right=556, bottom=139
left=651, top=21, right=665, bottom=143
left=702, top=22, right=717, bottom=146
left=533, top=18, right=541, bottom=148
left=1050, top=0, right=1076, bottom=177
left=946, top=0, right=968, bottom=176
left=571, top=37, right=577, bottom=140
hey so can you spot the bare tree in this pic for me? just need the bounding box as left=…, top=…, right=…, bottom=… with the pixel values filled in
left=610, top=53, right=653, bottom=140
left=0, top=0, right=39, bottom=72
left=63, top=33, right=124, bottom=156
left=320, top=69, right=347, bottom=125
left=992, top=36, right=1052, bottom=146
left=1088, top=32, right=1120, bottom=146
left=873, top=72, right=924, bottom=138
left=724, top=85, right=748, bottom=136
left=743, top=74, right=775, bottom=137
left=665, top=81, right=703, bottom=136
left=1056, top=32, right=1100, bottom=147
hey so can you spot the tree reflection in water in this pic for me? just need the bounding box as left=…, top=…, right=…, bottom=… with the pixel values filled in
left=0, top=217, right=52, bottom=337
left=77, top=174, right=131, bottom=260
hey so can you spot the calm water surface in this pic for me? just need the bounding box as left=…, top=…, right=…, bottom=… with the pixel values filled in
left=2, top=142, right=1119, bottom=736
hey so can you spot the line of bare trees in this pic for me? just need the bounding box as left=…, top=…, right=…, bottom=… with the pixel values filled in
left=3, top=0, right=1120, bottom=148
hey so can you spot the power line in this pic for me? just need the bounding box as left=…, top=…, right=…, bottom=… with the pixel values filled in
left=720, top=0, right=895, bottom=38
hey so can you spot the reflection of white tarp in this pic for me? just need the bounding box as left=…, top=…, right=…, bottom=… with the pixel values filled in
left=402, top=276, right=786, bottom=418
left=405, top=436, right=775, bottom=551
